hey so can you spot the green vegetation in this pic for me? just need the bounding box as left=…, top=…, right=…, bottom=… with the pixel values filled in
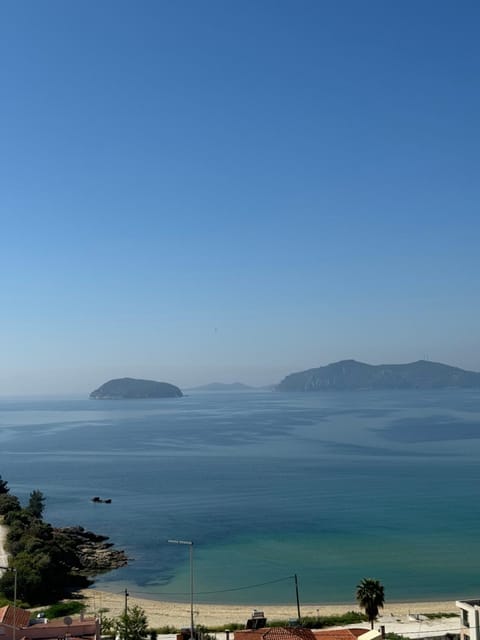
left=420, top=612, right=458, bottom=619
left=101, top=605, right=149, bottom=640
left=43, top=601, right=86, bottom=619
left=300, top=611, right=368, bottom=628
left=155, top=626, right=180, bottom=634
left=207, top=612, right=367, bottom=632
left=27, top=490, right=46, bottom=519
left=356, top=577, right=385, bottom=629
left=0, top=476, right=102, bottom=606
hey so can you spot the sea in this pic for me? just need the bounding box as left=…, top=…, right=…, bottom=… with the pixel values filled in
left=1, top=388, right=480, bottom=607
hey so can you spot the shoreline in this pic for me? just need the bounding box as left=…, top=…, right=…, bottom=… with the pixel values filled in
left=79, top=589, right=458, bottom=629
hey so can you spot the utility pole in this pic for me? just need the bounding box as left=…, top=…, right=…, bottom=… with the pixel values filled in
left=124, top=588, right=129, bottom=640
left=294, top=574, right=301, bottom=624
left=168, top=540, right=194, bottom=640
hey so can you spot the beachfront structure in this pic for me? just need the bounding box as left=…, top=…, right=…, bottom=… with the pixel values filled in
left=0, top=608, right=99, bottom=640
left=315, top=631, right=380, bottom=640
left=234, top=626, right=381, bottom=640
left=18, top=617, right=100, bottom=640
left=234, top=628, right=317, bottom=640
left=456, top=600, right=480, bottom=640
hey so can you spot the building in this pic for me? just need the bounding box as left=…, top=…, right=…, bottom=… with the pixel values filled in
left=0, top=605, right=31, bottom=640
left=0, top=608, right=99, bottom=640
left=235, top=628, right=317, bottom=640
left=314, top=630, right=380, bottom=640
left=456, top=600, right=480, bottom=640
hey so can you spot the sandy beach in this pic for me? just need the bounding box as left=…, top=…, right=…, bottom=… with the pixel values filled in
left=80, top=589, right=458, bottom=630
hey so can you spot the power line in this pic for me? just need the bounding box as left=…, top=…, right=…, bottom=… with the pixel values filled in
left=116, top=574, right=295, bottom=598
left=197, top=575, right=295, bottom=595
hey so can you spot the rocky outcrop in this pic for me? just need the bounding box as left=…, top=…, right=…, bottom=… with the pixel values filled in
left=55, top=526, right=128, bottom=573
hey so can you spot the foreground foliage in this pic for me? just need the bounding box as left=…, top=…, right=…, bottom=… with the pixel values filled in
left=0, top=475, right=93, bottom=605
left=101, top=605, right=149, bottom=640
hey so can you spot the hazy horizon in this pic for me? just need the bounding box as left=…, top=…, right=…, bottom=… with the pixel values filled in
left=2, top=355, right=480, bottom=397
left=2, top=1, right=479, bottom=396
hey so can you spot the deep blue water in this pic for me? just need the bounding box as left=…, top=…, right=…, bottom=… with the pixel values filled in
left=2, top=389, right=480, bottom=605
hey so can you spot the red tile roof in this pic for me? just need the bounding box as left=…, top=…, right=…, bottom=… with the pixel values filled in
left=19, top=619, right=98, bottom=640
left=0, top=605, right=31, bottom=628
left=235, top=628, right=317, bottom=640
left=313, top=629, right=368, bottom=640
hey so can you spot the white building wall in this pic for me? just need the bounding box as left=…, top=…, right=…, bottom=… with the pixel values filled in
left=456, top=601, right=480, bottom=640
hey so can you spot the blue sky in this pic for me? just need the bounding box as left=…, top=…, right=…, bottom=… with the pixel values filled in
left=1, top=1, right=479, bottom=394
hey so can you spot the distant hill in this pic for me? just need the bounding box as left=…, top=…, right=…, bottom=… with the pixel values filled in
left=276, top=359, right=480, bottom=392
left=90, top=377, right=183, bottom=399
left=188, top=382, right=254, bottom=392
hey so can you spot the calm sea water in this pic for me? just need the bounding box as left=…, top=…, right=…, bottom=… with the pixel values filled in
left=2, top=389, right=480, bottom=606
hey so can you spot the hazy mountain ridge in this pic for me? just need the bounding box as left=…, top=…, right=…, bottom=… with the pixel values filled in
left=188, top=382, right=254, bottom=391
left=90, top=377, right=183, bottom=399
left=277, top=359, right=480, bottom=391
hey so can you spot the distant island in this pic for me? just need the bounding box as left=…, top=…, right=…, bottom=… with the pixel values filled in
left=90, top=377, right=183, bottom=399
left=276, top=359, right=480, bottom=392
left=188, top=382, right=254, bottom=392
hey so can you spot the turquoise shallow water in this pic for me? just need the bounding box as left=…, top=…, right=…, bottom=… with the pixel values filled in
left=1, top=389, right=480, bottom=604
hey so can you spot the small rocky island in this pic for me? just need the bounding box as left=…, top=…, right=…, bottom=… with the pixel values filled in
left=90, top=377, right=183, bottom=399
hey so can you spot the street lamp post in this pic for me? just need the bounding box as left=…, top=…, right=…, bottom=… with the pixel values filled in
left=168, top=540, right=194, bottom=640
left=0, top=567, right=17, bottom=640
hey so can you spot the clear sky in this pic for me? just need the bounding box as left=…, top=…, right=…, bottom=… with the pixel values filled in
left=1, top=1, right=479, bottom=394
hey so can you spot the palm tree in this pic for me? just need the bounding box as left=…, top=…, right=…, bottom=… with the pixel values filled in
left=356, top=578, right=385, bottom=629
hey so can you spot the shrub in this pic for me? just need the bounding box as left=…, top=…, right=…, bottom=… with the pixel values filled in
left=43, top=601, right=86, bottom=619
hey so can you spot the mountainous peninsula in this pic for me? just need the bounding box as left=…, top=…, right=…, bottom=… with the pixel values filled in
left=90, top=377, right=183, bottom=399
left=277, top=359, right=480, bottom=392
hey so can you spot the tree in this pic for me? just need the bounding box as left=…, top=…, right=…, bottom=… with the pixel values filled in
left=0, top=493, right=21, bottom=516
left=27, top=490, right=46, bottom=519
left=356, top=578, right=385, bottom=629
left=0, top=475, right=9, bottom=494
left=115, top=605, right=149, bottom=640
left=100, top=613, right=116, bottom=639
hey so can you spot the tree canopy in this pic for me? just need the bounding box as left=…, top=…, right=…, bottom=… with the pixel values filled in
left=27, top=490, right=46, bottom=519
left=0, top=480, right=92, bottom=605
left=0, top=475, right=9, bottom=495
left=356, top=578, right=385, bottom=629
left=115, top=605, right=149, bottom=640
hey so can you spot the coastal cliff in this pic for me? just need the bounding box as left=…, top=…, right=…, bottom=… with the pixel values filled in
left=90, top=377, right=183, bottom=399
left=277, top=359, right=480, bottom=391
